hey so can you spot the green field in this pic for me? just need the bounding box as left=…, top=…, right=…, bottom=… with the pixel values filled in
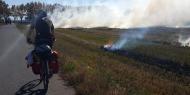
left=54, top=28, right=190, bottom=95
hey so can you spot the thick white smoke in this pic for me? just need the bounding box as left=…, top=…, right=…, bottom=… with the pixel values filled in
left=49, top=0, right=147, bottom=28
left=49, top=0, right=190, bottom=28
left=48, top=0, right=190, bottom=49
left=178, top=35, right=190, bottom=47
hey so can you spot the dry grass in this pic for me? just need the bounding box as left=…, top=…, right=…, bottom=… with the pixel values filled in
left=54, top=28, right=190, bottom=95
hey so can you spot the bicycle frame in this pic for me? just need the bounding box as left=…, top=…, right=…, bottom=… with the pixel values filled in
left=33, top=44, right=52, bottom=90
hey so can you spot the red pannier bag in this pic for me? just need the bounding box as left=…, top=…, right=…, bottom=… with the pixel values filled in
left=49, top=61, right=59, bottom=74
left=31, top=62, right=41, bottom=75
left=49, top=51, right=59, bottom=74
left=31, top=51, right=41, bottom=75
left=31, top=50, right=59, bottom=75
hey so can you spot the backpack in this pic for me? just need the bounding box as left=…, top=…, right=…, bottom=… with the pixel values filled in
left=35, top=17, right=54, bottom=40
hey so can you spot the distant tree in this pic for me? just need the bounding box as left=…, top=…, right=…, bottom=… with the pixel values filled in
left=11, top=5, right=18, bottom=22
left=15, top=1, right=56, bottom=21
left=25, top=2, right=37, bottom=20
left=25, top=2, right=48, bottom=21
left=17, top=4, right=26, bottom=23
left=0, top=0, right=9, bottom=18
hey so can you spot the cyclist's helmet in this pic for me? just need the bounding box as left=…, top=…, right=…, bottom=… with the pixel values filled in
left=36, top=10, right=47, bottom=19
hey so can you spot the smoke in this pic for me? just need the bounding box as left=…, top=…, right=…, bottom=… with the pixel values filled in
left=49, top=0, right=190, bottom=28
left=145, top=0, right=190, bottom=27
left=178, top=35, right=190, bottom=47
left=48, top=0, right=190, bottom=49
left=49, top=0, right=147, bottom=28
left=110, top=28, right=149, bottom=50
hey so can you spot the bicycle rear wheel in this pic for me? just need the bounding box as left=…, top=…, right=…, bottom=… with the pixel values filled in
left=42, top=60, right=49, bottom=90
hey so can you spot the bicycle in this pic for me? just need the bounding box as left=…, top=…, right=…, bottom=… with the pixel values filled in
left=34, top=44, right=53, bottom=90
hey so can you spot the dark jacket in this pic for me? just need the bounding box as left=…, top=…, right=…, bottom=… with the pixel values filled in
left=27, top=17, right=55, bottom=48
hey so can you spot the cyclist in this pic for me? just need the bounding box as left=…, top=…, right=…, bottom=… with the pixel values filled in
left=27, top=10, right=55, bottom=48
left=26, top=11, right=58, bottom=88
left=26, top=10, right=55, bottom=68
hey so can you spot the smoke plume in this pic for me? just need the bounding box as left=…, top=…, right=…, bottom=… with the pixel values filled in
left=48, top=0, right=190, bottom=49
left=111, top=28, right=149, bottom=50
left=49, top=0, right=190, bottom=28
left=178, top=35, right=190, bottom=47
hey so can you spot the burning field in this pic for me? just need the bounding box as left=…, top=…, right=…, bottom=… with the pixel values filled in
left=54, top=27, right=190, bottom=95
left=100, top=27, right=190, bottom=76
left=14, top=0, right=190, bottom=94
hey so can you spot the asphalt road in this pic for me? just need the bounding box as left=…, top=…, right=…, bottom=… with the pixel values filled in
left=0, top=24, right=75, bottom=95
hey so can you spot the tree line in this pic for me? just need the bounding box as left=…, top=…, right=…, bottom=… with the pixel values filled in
left=1, top=0, right=70, bottom=23
left=0, top=0, right=56, bottom=23
left=0, top=0, right=10, bottom=18
left=11, top=2, right=55, bottom=22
